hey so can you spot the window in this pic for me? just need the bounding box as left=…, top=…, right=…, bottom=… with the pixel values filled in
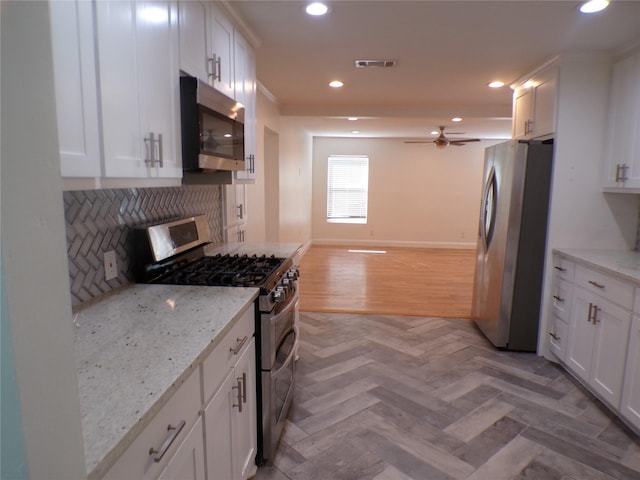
left=326, top=155, right=369, bottom=224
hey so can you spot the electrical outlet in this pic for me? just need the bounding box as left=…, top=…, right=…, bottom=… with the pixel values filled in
left=104, top=250, right=118, bottom=281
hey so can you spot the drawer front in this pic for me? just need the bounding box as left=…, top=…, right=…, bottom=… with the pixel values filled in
left=104, top=368, right=201, bottom=480
left=552, top=255, right=575, bottom=282
left=551, top=278, right=573, bottom=321
left=575, top=264, right=634, bottom=309
left=202, top=306, right=255, bottom=403
left=548, top=315, right=568, bottom=362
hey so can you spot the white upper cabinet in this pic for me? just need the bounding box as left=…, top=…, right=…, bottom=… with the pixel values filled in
left=209, top=3, right=235, bottom=97
left=233, top=33, right=257, bottom=183
left=49, top=0, right=101, bottom=178
left=178, top=0, right=209, bottom=81
left=96, top=0, right=182, bottom=179
left=512, top=67, right=557, bottom=140
left=602, top=51, right=640, bottom=192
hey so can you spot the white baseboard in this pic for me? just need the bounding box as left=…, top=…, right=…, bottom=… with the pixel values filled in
left=310, top=239, right=477, bottom=249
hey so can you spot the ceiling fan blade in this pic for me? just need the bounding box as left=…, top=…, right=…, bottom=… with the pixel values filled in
left=404, top=141, right=434, bottom=144
left=450, top=138, right=481, bottom=145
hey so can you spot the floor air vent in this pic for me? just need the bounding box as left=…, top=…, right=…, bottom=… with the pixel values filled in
left=354, top=59, right=397, bottom=68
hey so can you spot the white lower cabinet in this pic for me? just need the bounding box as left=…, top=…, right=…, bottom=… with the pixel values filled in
left=621, top=314, right=640, bottom=430
left=157, top=418, right=206, bottom=480
left=104, top=305, right=257, bottom=479
left=202, top=306, right=257, bottom=480
left=566, top=287, right=631, bottom=407
left=104, top=369, right=201, bottom=480
left=550, top=252, right=638, bottom=433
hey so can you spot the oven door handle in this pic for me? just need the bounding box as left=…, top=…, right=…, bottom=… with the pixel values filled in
left=271, top=327, right=299, bottom=378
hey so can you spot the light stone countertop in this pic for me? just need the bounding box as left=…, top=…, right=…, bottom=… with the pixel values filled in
left=553, top=248, right=640, bottom=285
left=73, top=283, right=259, bottom=478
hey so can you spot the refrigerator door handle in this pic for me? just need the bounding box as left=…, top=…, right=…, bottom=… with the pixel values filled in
left=480, top=167, right=498, bottom=251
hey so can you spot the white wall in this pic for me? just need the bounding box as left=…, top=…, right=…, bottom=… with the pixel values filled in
left=311, top=136, right=503, bottom=248
left=1, top=2, right=87, bottom=477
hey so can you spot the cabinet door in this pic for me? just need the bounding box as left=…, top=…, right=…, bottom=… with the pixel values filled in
left=603, top=52, right=640, bottom=190
left=209, top=4, right=235, bottom=97
left=204, top=371, right=235, bottom=480
left=96, top=0, right=181, bottom=179
left=566, top=287, right=597, bottom=382
left=178, top=0, right=209, bottom=80
left=96, top=0, right=145, bottom=177
left=530, top=71, right=556, bottom=138
left=233, top=339, right=257, bottom=480
left=590, top=297, right=632, bottom=408
left=157, top=417, right=205, bottom=480
left=49, top=0, right=101, bottom=178
left=234, top=34, right=257, bottom=183
left=548, top=315, right=568, bottom=362
left=224, top=184, right=247, bottom=228
left=621, top=315, right=640, bottom=430
left=512, top=87, right=533, bottom=139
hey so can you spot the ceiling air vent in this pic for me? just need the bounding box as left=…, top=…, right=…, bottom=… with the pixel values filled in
left=354, top=59, right=397, bottom=68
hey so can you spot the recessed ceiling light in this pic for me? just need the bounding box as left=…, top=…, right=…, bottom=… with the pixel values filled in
left=488, top=81, right=505, bottom=88
left=579, top=0, right=609, bottom=14
left=306, top=2, right=328, bottom=16
left=329, top=80, right=344, bottom=88
left=430, top=130, right=439, bottom=135
left=351, top=130, right=360, bottom=134
left=451, top=117, right=462, bottom=122
left=348, top=117, right=358, bottom=121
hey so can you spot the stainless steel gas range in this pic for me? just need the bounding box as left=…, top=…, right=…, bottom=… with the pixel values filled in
left=130, top=215, right=299, bottom=466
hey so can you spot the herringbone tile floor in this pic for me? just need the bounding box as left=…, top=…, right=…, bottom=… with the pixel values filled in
left=254, top=312, right=640, bottom=480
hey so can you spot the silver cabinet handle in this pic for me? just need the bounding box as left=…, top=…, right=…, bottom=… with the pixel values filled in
left=615, top=164, right=629, bottom=182
left=232, top=378, right=243, bottom=412
left=554, top=266, right=566, bottom=272
left=149, top=420, right=186, bottom=462
left=230, top=335, right=248, bottom=355
left=549, top=332, right=560, bottom=340
left=588, top=280, right=605, bottom=289
left=239, top=372, right=247, bottom=404
left=588, top=303, right=593, bottom=323
left=246, top=154, right=255, bottom=174
left=157, top=133, right=163, bottom=168
left=587, top=303, right=600, bottom=324
left=237, top=204, right=244, bottom=219
left=144, top=132, right=155, bottom=165
left=208, top=54, right=221, bottom=81
left=553, top=295, right=564, bottom=302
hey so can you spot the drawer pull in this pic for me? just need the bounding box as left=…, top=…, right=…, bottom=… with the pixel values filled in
left=230, top=335, right=248, bottom=355
left=149, top=420, right=186, bottom=462
left=549, top=332, right=560, bottom=340
left=554, top=266, right=566, bottom=272
left=239, top=372, right=247, bottom=404
left=232, top=378, right=243, bottom=412
left=552, top=295, right=564, bottom=303
left=588, top=280, right=605, bottom=289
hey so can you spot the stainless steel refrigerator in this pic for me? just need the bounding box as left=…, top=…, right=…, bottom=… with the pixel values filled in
left=471, top=139, right=553, bottom=351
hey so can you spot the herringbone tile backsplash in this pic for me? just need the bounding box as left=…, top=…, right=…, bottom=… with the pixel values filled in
left=64, top=185, right=223, bottom=308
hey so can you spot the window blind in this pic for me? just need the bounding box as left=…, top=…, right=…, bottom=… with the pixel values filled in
left=326, top=155, right=369, bottom=223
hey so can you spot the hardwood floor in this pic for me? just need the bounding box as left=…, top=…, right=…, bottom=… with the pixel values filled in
left=297, top=246, right=477, bottom=318
left=254, top=312, right=640, bottom=480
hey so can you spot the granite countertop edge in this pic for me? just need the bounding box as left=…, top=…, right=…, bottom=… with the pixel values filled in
left=75, top=284, right=260, bottom=479
left=553, top=248, right=640, bottom=286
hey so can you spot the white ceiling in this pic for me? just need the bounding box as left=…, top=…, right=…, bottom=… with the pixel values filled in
left=226, top=0, right=640, bottom=140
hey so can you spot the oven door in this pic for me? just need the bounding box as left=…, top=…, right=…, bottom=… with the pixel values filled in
left=261, top=291, right=298, bottom=370
left=261, top=325, right=298, bottom=462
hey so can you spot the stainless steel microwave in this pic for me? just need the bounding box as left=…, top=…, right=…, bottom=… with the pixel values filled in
left=179, top=76, right=245, bottom=176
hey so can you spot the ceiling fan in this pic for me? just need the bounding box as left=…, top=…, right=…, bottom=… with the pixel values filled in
left=405, top=126, right=481, bottom=149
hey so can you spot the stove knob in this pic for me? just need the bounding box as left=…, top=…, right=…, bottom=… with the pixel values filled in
left=287, top=269, right=299, bottom=280
left=272, top=287, right=286, bottom=303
